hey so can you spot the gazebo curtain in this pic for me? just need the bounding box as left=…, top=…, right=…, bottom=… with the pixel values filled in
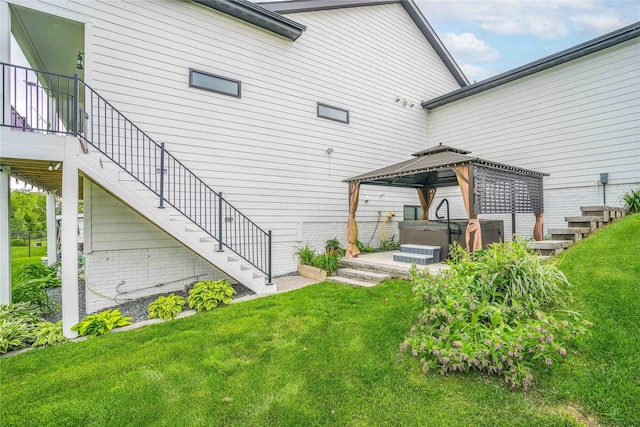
left=417, top=187, right=437, bottom=220
left=534, top=213, right=544, bottom=241
left=453, top=165, right=482, bottom=251
left=346, top=182, right=361, bottom=258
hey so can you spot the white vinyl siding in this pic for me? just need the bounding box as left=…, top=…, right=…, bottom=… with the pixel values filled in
left=427, top=38, right=640, bottom=234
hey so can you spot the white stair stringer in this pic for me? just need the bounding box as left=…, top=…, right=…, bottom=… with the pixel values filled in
left=78, top=149, right=276, bottom=295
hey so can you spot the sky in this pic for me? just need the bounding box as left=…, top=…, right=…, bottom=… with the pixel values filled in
left=414, top=0, right=640, bottom=82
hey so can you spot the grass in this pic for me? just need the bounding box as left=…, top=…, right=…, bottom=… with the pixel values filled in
left=1, top=215, right=638, bottom=426
left=10, top=244, right=48, bottom=280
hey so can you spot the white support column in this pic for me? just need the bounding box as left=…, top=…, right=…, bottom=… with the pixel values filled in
left=1, top=0, right=11, bottom=125
left=61, top=137, right=79, bottom=338
left=46, top=191, right=57, bottom=266
left=0, top=166, right=11, bottom=304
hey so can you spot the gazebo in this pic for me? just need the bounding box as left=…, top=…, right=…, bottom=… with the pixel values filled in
left=343, top=144, right=549, bottom=258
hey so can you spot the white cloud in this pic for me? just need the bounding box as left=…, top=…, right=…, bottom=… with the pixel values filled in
left=441, top=32, right=500, bottom=61
left=478, top=14, right=569, bottom=38
left=459, top=64, right=493, bottom=82
left=569, top=14, right=633, bottom=33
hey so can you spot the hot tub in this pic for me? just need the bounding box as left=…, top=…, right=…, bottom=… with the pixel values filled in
left=398, top=219, right=504, bottom=260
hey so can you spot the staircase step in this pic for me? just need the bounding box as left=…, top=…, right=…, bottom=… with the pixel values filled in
left=326, top=276, right=377, bottom=288
left=581, top=206, right=614, bottom=222
left=400, top=244, right=441, bottom=262
left=339, top=258, right=411, bottom=280
left=393, top=252, right=435, bottom=265
left=527, top=240, right=572, bottom=256
left=549, top=227, right=590, bottom=242
left=335, top=268, right=391, bottom=283
left=564, top=215, right=604, bottom=223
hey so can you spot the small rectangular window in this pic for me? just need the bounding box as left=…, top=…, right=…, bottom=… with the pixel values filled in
left=404, top=205, right=421, bottom=221
left=190, top=69, right=241, bottom=97
left=317, top=103, right=349, bottom=124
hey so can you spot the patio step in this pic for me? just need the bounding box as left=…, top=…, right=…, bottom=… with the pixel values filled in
left=340, top=257, right=412, bottom=280
left=393, top=252, right=435, bottom=265
left=549, top=227, right=591, bottom=242
left=565, top=216, right=604, bottom=232
left=334, top=268, right=391, bottom=283
left=399, top=244, right=441, bottom=263
left=326, top=276, right=377, bottom=287
left=527, top=240, right=572, bottom=256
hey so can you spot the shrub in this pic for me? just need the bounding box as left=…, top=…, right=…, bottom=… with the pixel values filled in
left=356, top=240, right=375, bottom=253
left=622, top=188, right=640, bottom=213
left=33, top=321, right=66, bottom=347
left=15, top=262, right=61, bottom=288
left=378, top=237, right=400, bottom=251
left=403, top=241, right=590, bottom=390
left=312, top=253, right=341, bottom=274
left=12, top=280, right=54, bottom=313
left=0, top=302, right=43, bottom=323
left=188, top=280, right=236, bottom=312
left=148, top=294, right=186, bottom=320
left=294, top=243, right=317, bottom=266
left=71, top=309, right=133, bottom=338
left=11, top=239, right=27, bottom=247
left=0, top=319, right=37, bottom=353
left=325, top=238, right=345, bottom=256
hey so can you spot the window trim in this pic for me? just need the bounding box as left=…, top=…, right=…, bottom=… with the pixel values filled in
left=189, top=68, right=241, bottom=98
left=317, top=102, right=349, bottom=124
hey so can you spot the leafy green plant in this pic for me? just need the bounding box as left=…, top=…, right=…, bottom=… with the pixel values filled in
left=356, top=240, right=375, bottom=253
left=11, top=280, right=54, bottom=313
left=622, top=188, right=640, bottom=213
left=32, top=321, right=66, bottom=347
left=148, top=294, right=186, bottom=320
left=403, top=240, right=590, bottom=390
left=0, top=302, right=43, bottom=323
left=0, top=319, right=36, bottom=353
left=294, top=243, right=317, bottom=266
left=378, top=236, right=400, bottom=251
left=325, top=238, right=345, bottom=256
left=71, top=309, right=133, bottom=338
left=188, top=280, right=236, bottom=312
left=312, top=253, right=341, bottom=274
left=15, top=262, right=61, bottom=288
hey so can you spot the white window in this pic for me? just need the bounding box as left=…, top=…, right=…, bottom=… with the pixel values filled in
left=317, top=103, right=349, bottom=124
left=190, top=69, right=241, bottom=98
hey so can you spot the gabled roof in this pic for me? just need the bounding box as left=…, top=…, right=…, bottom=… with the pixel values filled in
left=193, top=0, right=307, bottom=41
left=259, top=0, right=469, bottom=87
left=422, top=21, right=640, bottom=110
left=345, top=144, right=547, bottom=188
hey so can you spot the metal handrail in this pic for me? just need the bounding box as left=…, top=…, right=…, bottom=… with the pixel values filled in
left=1, top=62, right=272, bottom=283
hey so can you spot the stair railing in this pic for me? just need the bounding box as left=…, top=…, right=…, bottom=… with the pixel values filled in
left=1, top=63, right=272, bottom=284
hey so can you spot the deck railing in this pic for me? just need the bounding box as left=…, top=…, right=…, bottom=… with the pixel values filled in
left=1, top=62, right=272, bottom=283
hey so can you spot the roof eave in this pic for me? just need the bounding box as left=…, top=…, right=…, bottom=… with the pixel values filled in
left=260, top=0, right=469, bottom=87
left=422, top=21, right=640, bottom=110
left=194, top=0, right=306, bottom=41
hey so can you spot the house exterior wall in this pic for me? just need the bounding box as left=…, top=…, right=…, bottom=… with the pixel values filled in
left=14, top=0, right=461, bottom=275
left=427, top=38, right=640, bottom=237
left=84, top=182, right=230, bottom=313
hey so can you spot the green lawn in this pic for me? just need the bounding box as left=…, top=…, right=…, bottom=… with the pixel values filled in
left=10, top=244, right=48, bottom=279
left=1, top=215, right=639, bottom=426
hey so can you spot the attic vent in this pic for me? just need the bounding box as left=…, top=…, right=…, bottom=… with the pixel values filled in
left=190, top=69, right=241, bottom=98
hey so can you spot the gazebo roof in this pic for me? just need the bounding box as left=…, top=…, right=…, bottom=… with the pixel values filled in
left=344, top=143, right=548, bottom=188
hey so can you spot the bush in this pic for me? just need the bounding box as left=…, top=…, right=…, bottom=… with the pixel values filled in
left=378, top=237, right=400, bottom=251
left=0, top=302, right=43, bottom=323
left=623, top=188, right=640, bottom=213
left=0, top=319, right=36, bottom=353
left=71, top=309, right=133, bottom=338
left=294, top=243, right=317, bottom=266
left=15, top=262, right=61, bottom=288
left=312, top=253, right=341, bottom=274
left=325, top=238, right=345, bottom=256
left=356, top=240, right=375, bottom=253
left=11, top=239, right=27, bottom=247
left=33, top=321, right=66, bottom=347
left=403, top=241, right=590, bottom=390
left=12, top=280, right=54, bottom=313
left=188, top=280, right=236, bottom=312
left=148, top=294, right=186, bottom=320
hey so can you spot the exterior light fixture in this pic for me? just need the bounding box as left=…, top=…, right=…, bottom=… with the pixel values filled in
left=48, top=161, right=54, bottom=171
left=76, top=51, right=84, bottom=70
left=54, top=162, right=61, bottom=170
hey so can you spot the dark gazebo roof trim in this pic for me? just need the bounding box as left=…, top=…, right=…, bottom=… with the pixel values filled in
left=344, top=146, right=548, bottom=187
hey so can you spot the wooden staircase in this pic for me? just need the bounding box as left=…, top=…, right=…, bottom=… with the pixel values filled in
left=527, top=205, right=629, bottom=257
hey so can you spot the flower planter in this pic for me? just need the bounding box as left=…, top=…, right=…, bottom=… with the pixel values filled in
left=297, top=264, right=330, bottom=281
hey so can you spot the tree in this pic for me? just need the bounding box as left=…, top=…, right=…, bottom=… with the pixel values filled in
left=10, top=190, right=47, bottom=237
